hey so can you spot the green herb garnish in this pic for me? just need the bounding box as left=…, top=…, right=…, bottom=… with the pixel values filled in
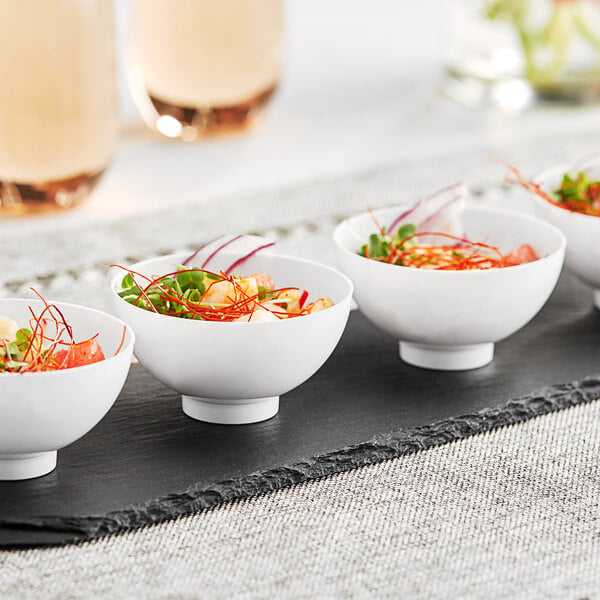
left=552, top=171, right=600, bottom=216
left=484, top=0, right=600, bottom=87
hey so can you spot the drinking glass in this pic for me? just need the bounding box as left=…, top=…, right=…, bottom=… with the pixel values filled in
left=0, top=0, right=119, bottom=214
left=129, top=0, right=284, bottom=140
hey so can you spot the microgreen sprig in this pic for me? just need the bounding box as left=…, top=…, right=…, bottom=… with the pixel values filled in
left=553, top=171, right=600, bottom=215
left=359, top=223, right=417, bottom=263
left=359, top=222, right=511, bottom=270
left=484, top=0, right=600, bottom=87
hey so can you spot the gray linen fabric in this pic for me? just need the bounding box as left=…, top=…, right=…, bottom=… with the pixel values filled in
left=1, top=400, right=599, bottom=599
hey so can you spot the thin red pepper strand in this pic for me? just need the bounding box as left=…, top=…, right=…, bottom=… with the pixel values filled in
left=365, top=228, right=506, bottom=271
left=2, top=296, right=100, bottom=373
left=132, top=267, right=307, bottom=322
left=115, top=265, right=324, bottom=322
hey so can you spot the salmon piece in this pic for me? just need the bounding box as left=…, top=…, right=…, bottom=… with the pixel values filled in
left=53, top=338, right=105, bottom=369
left=250, top=273, right=274, bottom=291
left=504, top=244, right=539, bottom=267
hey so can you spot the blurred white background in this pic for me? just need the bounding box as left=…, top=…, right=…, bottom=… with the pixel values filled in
left=109, top=0, right=442, bottom=211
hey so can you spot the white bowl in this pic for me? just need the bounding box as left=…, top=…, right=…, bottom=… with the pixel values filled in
left=334, top=206, right=566, bottom=371
left=0, top=299, right=135, bottom=480
left=110, top=252, right=353, bottom=425
left=532, top=164, right=600, bottom=309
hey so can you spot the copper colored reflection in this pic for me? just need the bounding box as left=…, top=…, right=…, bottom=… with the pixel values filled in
left=0, top=0, right=118, bottom=215
left=130, top=0, right=283, bottom=139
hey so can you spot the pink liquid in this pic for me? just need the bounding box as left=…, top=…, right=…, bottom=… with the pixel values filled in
left=130, top=0, right=283, bottom=138
left=0, top=0, right=118, bottom=213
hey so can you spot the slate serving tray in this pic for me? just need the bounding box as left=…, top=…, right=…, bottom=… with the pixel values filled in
left=1, top=271, right=600, bottom=549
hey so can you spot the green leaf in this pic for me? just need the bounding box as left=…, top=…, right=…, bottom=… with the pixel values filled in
left=118, top=286, right=141, bottom=299
left=6, top=341, right=22, bottom=360
left=184, top=288, right=202, bottom=303
left=156, top=302, right=171, bottom=314
left=176, top=271, right=192, bottom=288
left=172, top=280, right=183, bottom=295
left=121, top=273, right=135, bottom=289
left=367, top=233, right=391, bottom=259
left=554, top=171, right=599, bottom=207
left=160, top=277, right=176, bottom=290
left=4, top=359, right=28, bottom=371
left=121, top=294, right=142, bottom=305
left=15, top=328, right=32, bottom=352
left=258, top=285, right=276, bottom=301
left=394, top=223, right=417, bottom=245
left=189, top=271, right=205, bottom=291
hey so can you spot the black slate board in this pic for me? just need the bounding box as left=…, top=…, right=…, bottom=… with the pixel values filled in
left=1, top=271, right=600, bottom=549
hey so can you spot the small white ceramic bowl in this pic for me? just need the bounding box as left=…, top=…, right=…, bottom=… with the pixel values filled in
left=532, top=164, right=600, bottom=309
left=111, top=251, right=353, bottom=425
left=334, top=206, right=566, bottom=371
left=0, top=299, right=134, bottom=480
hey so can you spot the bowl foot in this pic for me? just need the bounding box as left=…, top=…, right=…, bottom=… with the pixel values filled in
left=399, top=341, right=494, bottom=371
left=594, top=290, right=600, bottom=310
left=0, top=451, right=57, bottom=480
left=182, top=395, right=279, bottom=425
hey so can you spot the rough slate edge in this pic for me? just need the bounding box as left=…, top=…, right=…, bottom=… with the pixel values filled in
left=2, top=375, right=599, bottom=550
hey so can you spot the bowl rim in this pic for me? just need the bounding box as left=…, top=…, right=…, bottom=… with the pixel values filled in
left=110, top=250, right=355, bottom=327
left=333, top=204, right=567, bottom=276
left=0, top=298, right=135, bottom=378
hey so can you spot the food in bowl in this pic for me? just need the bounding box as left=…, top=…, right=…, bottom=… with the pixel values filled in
left=503, top=157, right=600, bottom=308
left=0, top=298, right=134, bottom=480
left=334, top=186, right=566, bottom=371
left=115, top=266, right=333, bottom=323
left=504, top=161, right=600, bottom=217
left=111, top=238, right=353, bottom=425
left=0, top=294, right=112, bottom=373
left=360, top=224, right=539, bottom=270
left=551, top=171, right=600, bottom=216
left=357, top=183, right=541, bottom=270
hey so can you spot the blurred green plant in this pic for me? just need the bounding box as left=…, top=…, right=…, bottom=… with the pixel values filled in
left=484, top=0, right=600, bottom=86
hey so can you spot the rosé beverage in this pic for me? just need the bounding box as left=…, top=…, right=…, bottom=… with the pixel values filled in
left=130, top=0, right=283, bottom=139
left=0, top=0, right=118, bottom=213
